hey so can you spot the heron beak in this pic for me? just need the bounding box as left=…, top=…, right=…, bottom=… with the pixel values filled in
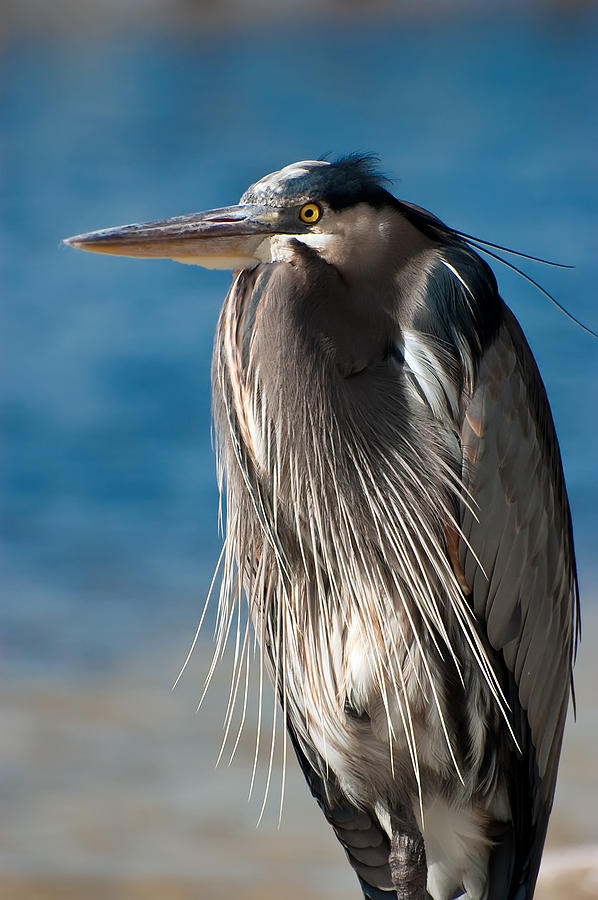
left=63, top=205, right=282, bottom=270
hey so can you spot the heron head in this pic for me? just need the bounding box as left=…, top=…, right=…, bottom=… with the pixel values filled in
left=64, top=156, right=429, bottom=276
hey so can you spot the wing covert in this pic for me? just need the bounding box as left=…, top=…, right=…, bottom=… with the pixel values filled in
left=458, top=303, right=579, bottom=891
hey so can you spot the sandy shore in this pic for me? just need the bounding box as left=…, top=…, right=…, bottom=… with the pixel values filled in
left=2, top=610, right=596, bottom=900
left=1, top=847, right=597, bottom=899
left=1, top=860, right=597, bottom=900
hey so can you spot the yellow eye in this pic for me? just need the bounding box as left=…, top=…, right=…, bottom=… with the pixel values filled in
left=299, top=203, right=322, bottom=225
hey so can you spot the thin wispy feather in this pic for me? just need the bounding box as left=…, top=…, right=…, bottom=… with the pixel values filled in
left=193, top=267, right=518, bottom=822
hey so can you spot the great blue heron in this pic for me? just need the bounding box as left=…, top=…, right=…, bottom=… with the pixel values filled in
left=65, top=156, right=579, bottom=900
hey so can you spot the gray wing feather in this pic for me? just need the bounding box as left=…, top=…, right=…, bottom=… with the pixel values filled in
left=286, top=298, right=577, bottom=899
left=459, top=303, right=579, bottom=892
left=286, top=724, right=395, bottom=895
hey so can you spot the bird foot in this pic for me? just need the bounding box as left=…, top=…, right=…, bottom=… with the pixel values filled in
left=389, top=821, right=428, bottom=900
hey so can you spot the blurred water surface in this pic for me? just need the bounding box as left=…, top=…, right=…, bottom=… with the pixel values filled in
left=1, top=10, right=598, bottom=897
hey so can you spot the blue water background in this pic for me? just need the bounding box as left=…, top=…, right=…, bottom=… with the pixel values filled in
left=2, top=12, right=598, bottom=683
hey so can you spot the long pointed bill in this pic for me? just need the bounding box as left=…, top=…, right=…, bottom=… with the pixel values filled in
left=64, top=205, right=282, bottom=270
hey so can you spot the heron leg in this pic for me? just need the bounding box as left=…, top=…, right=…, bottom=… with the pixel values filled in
left=389, top=810, right=428, bottom=900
